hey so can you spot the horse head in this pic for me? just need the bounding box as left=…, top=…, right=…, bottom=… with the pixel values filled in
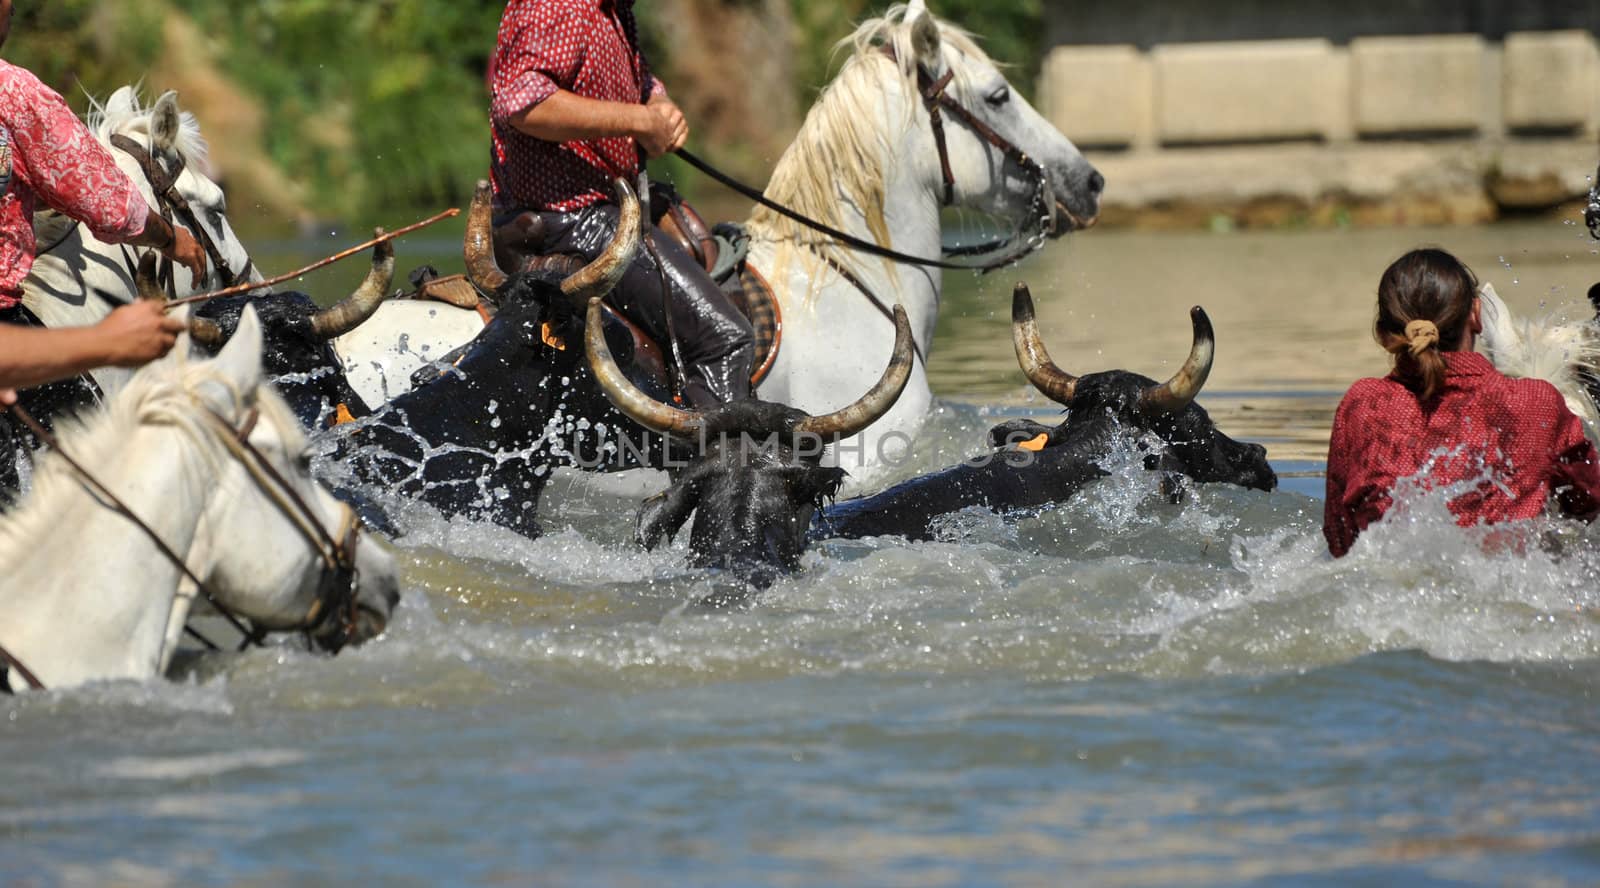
left=191, top=306, right=400, bottom=650
left=891, top=1, right=1102, bottom=235
left=94, top=87, right=259, bottom=292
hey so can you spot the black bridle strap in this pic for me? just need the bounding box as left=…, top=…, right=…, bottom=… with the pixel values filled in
left=676, top=147, right=979, bottom=272
left=814, top=250, right=927, bottom=368
left=920, top=68, right=959, bottom=206
left=109, top=134, right=252, bottom=290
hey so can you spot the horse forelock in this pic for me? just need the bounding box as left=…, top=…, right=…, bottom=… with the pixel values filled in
left=748, top=4, right=991, bottom=298
left=86, top=86, right=213, bottom=175
left=0, top=347, right=300, bottom=557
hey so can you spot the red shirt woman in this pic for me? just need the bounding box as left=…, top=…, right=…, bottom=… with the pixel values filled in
left=1324, top=248, right=1600, bottom=556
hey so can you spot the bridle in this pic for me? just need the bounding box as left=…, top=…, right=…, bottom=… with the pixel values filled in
left=905, top=54, right=1055, bottom=256
left=109, top=133, right=257, bottom=293
left=0, top=398, right=364, bottom=693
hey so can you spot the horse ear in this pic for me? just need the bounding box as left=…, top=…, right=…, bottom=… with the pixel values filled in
left=212, top=303, right=264, bottom=398
left=151, top=91, right=182, bottom=154
left=910, top=8, right=941, bottom=70
left=905, top=0, right=929, bottom=16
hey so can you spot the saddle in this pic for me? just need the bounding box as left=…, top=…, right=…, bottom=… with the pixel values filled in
left=409, top=183, right=781, bottom=388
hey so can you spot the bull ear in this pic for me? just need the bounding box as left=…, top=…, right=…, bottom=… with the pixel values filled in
left=910, top=8, right=941, bottom=71
left=636, top=481, right=700, bottom=550
left=151, top=91, right=182, bottom=154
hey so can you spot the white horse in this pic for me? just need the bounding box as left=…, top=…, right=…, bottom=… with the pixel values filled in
left=0, top=307, right=401, bottom=692
left=1477, top=281, right=1600, bottom=438
left=334, top=0, right=1101, bottom=482
left=23, top=87, right=262, bottom=398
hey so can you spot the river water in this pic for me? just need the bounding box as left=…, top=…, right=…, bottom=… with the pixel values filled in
left=4, top=219, right=1600, bottom=885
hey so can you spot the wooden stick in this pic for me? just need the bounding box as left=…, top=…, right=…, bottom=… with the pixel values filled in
left=165, top=207, right=461, bottom=309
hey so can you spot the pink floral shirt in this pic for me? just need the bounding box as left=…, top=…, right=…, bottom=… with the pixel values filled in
left=0, top=61, right=149, bottom=309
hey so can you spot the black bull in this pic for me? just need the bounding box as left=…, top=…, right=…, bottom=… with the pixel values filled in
left=816, top=284, right=1277, bottom=542
left=330, top=271, right=669, bottom=537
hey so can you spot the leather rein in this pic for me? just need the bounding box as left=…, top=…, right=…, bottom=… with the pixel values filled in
left=0, top=400, right=364, bottom=693
left=109, top=133, right=257, bottom=296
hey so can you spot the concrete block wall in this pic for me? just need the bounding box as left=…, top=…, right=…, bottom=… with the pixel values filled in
left=1038, top=30, right=1600, bottom=147
left=1150, top=40, right=1344, bottom=145
left=1503, top=30, right=1600, bottom=134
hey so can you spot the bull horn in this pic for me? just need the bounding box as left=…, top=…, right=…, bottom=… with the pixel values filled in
left=793, top=304, right=916, bottom=439
left=1137, top=306, right=1215, bottom=416
left=135, top=251, right=164, bottom=302
left=189, top=316, right=224, bottom=348
left=464, top=180, right=508, bottom=294
left=309, top=229, right=396, bottom=339
left=584, top=297, right=706, bottom=437
left=560, top=178, right=642, bottom=303
left=1011, top=282, right=1078, bottom=405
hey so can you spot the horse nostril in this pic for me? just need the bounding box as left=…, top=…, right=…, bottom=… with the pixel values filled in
left=1087, top=170, right=1105, bottom=196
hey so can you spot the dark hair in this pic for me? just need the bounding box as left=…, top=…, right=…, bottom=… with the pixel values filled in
left=1374, top=248, right=1478, bottom=400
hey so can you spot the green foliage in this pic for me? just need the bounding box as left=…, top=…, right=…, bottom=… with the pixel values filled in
left=7, top=3, right=164, bottom=100
left=169, top=0, right=503, bottom=219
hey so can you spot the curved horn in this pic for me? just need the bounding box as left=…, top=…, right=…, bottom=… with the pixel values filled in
left=189, top=316, right=224, bottom=349
left=1011, top=282, right=1078, bottom=405
left=1137, top=306, right=1215, bottom=416
left=310, top=229, right=396, bottom=339
left=464, top=180, right=508, bottom=294
left=560, top=178, right=641, bottom=303
left=135, top=251, right=164, bottom=302
left=793, top=304, right=916, bottom=439
left=584, top=297, right=706, bottom=437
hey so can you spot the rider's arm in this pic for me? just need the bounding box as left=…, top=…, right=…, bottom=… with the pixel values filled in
left=0, top=301, right=186, bottom=391
left=490, top=4, right=683, bottom=157
left=3, top=65, right=147, bottom=244
left=1, top=68, right=207, bottom=281
left=508, top=90, right=682, bottom=157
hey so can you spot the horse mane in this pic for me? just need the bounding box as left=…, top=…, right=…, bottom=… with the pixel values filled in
left=747, top=3, right=990, bottom=293
left=0, top=346, right=302, bottom=557
left=1480, top=308, right=1600, bottom=431
left=85, top=85, right=212, bottom=175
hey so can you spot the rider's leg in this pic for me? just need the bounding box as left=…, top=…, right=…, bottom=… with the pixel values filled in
left=538, top=204, right=754, bottom=408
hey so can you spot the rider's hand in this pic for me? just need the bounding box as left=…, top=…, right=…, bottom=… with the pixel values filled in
left=94, top=300, right=188, bottom=367
left=164, top=226, right=208, bottom=286
left=639, top=98, right=688, bottom=158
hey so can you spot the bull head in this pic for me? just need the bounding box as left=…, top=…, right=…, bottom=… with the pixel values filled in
left=1012, top=282, right=1213, bottom=415
left=586, top=297, right=916, bottom=585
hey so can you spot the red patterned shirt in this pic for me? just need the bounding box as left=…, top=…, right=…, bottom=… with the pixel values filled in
left=0, top=61, right=150, bottom=309
left=1324, top=351, right=1600, bottom=556
left=488, top=0, right=664, bottom=212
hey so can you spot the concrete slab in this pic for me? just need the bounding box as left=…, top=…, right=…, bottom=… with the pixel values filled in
left=1351, top=35, right=1487, bottom=135
left=1503, top=30, right=1599, bottom=132
left=1038, top=45, right=1151, bottom=149
left=1152, top=40, right=1340, bottom=144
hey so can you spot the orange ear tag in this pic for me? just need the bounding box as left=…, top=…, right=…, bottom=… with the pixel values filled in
left=540, top=321, right=567, bottom=350
left=1017, top=433, right=1049, bottom=452
left=333, top=403, right=357, bottom=425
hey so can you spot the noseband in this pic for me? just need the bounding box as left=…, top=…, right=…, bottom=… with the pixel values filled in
left=109, top=133, right=257, bottom=291
left=0, top=400, right=365, bottom=693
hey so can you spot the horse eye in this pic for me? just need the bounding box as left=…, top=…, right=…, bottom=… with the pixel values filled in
left=985, top=86, right=1010, bottom=107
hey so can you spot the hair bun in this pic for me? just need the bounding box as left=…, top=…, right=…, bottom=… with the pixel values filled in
left=1405, top=319, right=1440, bottom=356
